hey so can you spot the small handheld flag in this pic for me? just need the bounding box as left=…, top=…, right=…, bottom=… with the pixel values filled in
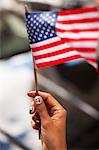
left=25, top=6, right=98, bottom=69
left=25, top=5, right=41, bottom=139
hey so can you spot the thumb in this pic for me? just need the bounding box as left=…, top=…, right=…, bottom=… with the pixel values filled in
left=34, top=96, right=49, bottom=123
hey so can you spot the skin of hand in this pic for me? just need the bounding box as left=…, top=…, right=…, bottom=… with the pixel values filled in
left=27, top=91, right=67, bottom=150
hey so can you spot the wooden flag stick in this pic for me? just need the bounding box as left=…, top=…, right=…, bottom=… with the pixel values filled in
left=25, top=4, right=38, bottom=95
left=25, top=5, right=41, bottom=139
left=25, top=4, right=38, bottom=96
left=33, top=58, right=38, bottom=96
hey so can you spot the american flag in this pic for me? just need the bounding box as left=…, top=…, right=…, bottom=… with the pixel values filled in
left=25, top=7, right=99, bottom=69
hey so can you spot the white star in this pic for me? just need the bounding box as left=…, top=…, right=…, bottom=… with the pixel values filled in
left=47, top=29, right=50, bottom=32
left=50, top=34, right=53, bottom=36
left=53, top=14, right=56, bottom=18
left=37, top=29, right=39, bottom=32
left=41, top=21, right=44, bottom=24
left=41, top=30, right=44, bottom=33
left=35, top=32, right=38, bottom=35
left=39, top=25, right=41, bottom=28
left=31, top=24, right=33, bottom=27
left=28, top=15, right=30, bottom=18
left=36, top=22, right=39, bottom=26
left=48, top=20, right=50, bottom=24
left=44, top=24, right=47, bottom=27
left=28, top=21, right=30, bottom=24
left=46, top=14, right=49, bottom=17
left=45, top=32, right=48, bottom=35
left=45, top=17, right=48, bottom=21
left=38, top=37, right=41, bottom=40
left=34, top=15, right=37, bottom=18
left=36, top=17, right=39, bottom=20
left=48, top=26, right=51, bottom=29
left=51, top=23, right=54, bottom=26
left=33, top=20, right=36, bottom=23
left=42, top=16, right=45, bottom=19
left=39, top=34, right=42, bottom=37
left=40, top=14, right=43, bottom=17
left=44, top=35, right=47, bottom=39
left=43, top=27, right=46, bottom=30
left=31, top=18, right=33, bottom=21
left=49, top=16, right=52, bottom=19
left=52, top=18, right=55, bottom=22
left=39, top=19, right=42, bottom=22
left=34, top=36, right=36, bottom=39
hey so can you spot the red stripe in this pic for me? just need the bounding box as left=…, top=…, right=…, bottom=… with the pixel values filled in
left=32, top=38, right=97, bottom=53
left=76, top=48, right=96, bottom=52
left=57, top=18, right=98, bottom=24
left=34, top=47, right=75, bottom=60
left=34, top=47, right=96, bottom=60
left=56, top=28, right=98, bottom=33
left=85, top=58, right=96, bottom=62
left=32, top=39, right=65, bottom=52
left=58, top=7, right=97, bottom=16
left=60, top=38, right=97, bottom=41
left=36, top=55, right=83, bottom=68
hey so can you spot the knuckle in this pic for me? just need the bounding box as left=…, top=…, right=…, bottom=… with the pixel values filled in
left=47, top=93, right=52, bottom=98
left=42, top=119, right=50, bottom=129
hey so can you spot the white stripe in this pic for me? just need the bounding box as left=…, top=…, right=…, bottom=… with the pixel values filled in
left=35, top=51, right=80, bottom=64
left=57, top=31, right=98, bottom=39
left=79, top=52, right=96, bottom=59
left=58, top=12, right=98, bottom=21
left=30, top=36, right=60, bottom=48
left=88, top=61, right=97, bottom=69
left=70, top=41, right=97, bottom=48
left=33, top=42, right=70, bottom=56
left=56, top=22, right=98, bottom=30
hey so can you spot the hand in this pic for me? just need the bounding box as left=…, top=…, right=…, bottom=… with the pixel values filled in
left=27, top=91, right=67, bottom=150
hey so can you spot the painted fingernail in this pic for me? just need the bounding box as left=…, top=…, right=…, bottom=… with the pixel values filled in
left=34, top=96, right=42, bottom=105
left=29, top=107, right=33, bottom=114
left=27, top=92, right=33, bottom=97
left=35, top=119, right=41, bottom=128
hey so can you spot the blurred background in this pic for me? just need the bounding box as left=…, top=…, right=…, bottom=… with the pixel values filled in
left=0, top=0, right=99, bottom=150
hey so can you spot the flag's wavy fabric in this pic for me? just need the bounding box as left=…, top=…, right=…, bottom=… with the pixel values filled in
left=25, top=7, right=99, bottom=69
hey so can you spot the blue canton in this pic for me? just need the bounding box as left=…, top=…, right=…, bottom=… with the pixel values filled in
left=26, top=12, right=57, bottom=44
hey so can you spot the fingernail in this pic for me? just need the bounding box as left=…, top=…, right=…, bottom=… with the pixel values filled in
left=27, top=92, right=32, bottom=96
left=29, top=107, right=33, bottom=114
left=34, top=96, right=42, bottom=105
left=35, top=119, right=41, bottom=128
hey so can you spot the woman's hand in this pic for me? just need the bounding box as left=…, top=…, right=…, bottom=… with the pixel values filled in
left=27, top=91, right=67, bottom=150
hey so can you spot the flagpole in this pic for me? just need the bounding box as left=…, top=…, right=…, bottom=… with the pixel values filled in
left=33, top=58, right=41, bottom=139
left=24, top=4, right=38, bottom=96
left=25, top=5, right=41, bottom=139
left=33, top=58, right=39, bottom=96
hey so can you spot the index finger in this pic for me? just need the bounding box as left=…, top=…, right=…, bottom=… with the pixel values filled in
left=27, top=91, right=62, bottom=109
